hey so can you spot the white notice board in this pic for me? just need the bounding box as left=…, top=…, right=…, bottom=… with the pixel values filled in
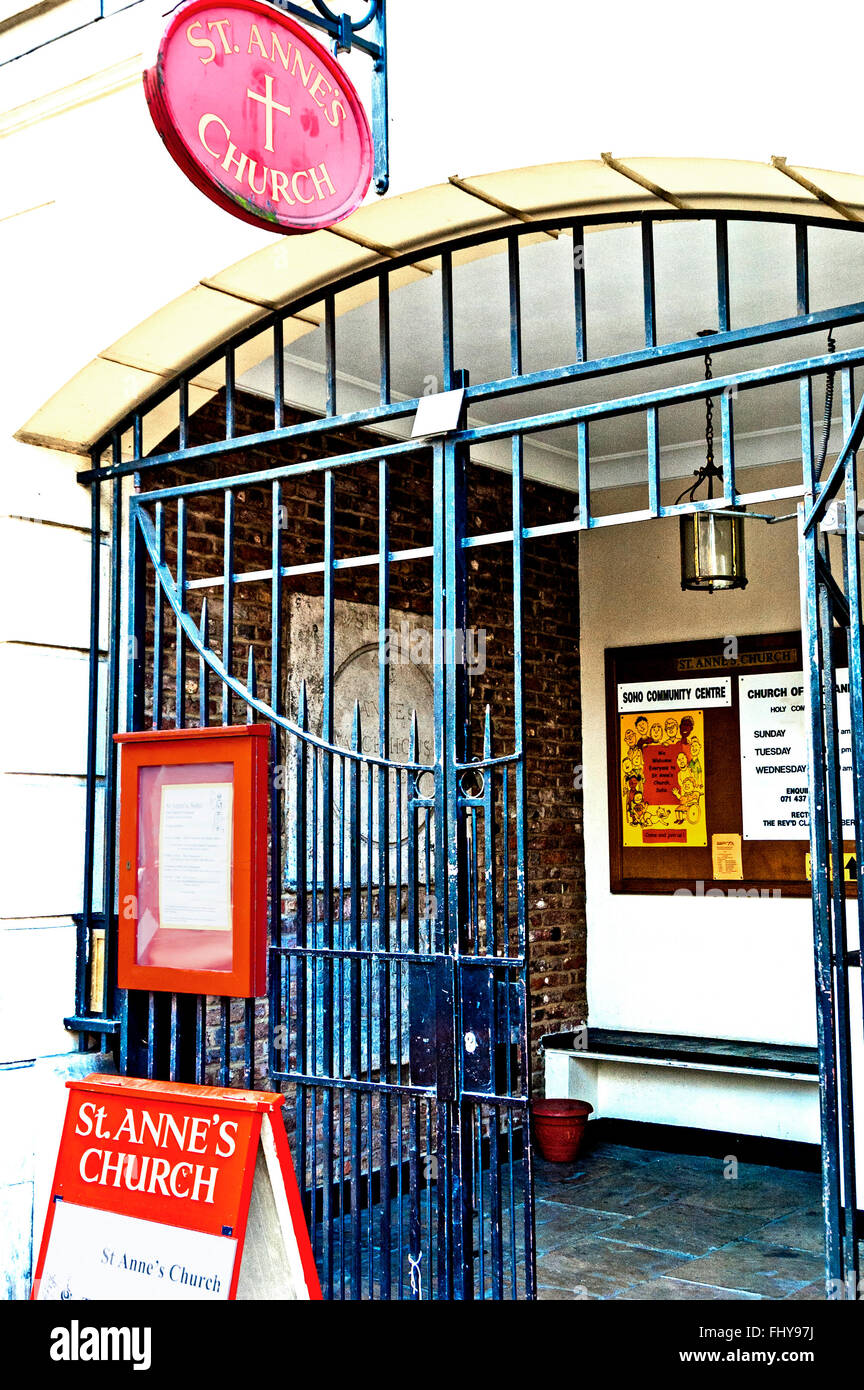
left=738, top=670, right=854, bottom=839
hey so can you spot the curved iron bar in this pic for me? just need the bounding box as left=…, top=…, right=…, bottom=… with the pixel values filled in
left=454, top=753, right=520, bottom=771
left=114, top=340, right=864, bottom=507
left=79, top=209, right=864, bottom=479
left=134, top=502, right=434, bottom=772
left=311, top=0, right=378, bottom=32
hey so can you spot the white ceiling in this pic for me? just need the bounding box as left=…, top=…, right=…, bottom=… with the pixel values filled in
left=238, top=218, right=864, bottom=495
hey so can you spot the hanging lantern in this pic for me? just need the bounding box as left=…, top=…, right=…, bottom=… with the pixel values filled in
left=677, top=334, right=747, bottom=593
left=679, top=509, right=747, bottom=592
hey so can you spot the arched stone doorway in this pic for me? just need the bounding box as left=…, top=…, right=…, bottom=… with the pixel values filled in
left=25, top=161, right=864, bottom=1299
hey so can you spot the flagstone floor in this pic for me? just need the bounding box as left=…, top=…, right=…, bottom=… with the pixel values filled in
left=534, top=1140, right=826, bottom=1301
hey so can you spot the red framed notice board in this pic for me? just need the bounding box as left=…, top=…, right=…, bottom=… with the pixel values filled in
left=31, top=1074, right=321, bottom=1301
left=115, top=725, right=270, bottom=996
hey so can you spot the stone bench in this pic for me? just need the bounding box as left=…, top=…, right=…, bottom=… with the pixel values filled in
left=542, top=1028, right=820, bottom=1145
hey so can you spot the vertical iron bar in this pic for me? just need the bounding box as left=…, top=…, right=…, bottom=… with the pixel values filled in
left=379, top=270, right=391, bottom=406
left=642, top=220, right=661, bottom=517
left=109, top=456, right=131, bottom=1074
left=501, top=770, right=510, bottom=949
left=269, top=482, right=284, bottom=1088
left=444, top=412, right=473, bottom=1301
left=364, top=755, right=374, bottom=1296
left=512, top=407, right=535, bottom=1302
left=572, top=219, right=587, bottom=362
left=647, top=411, right=661, bottom=519
left=817, top=573, right=858, bottom=1286
left=370, top=0, right=389, bottom=195
left=349, top=704, right=363, bottom=1300
left=152, top=501, right=164, bottom=729
left=841, top=368, right=864, bottom=1291
left=508, top=233, right=522, bottom=379
left=222, top=490, right=234, bottom=726
left=225, top=348, right=235, bottom=440
left=197, top=589, right=211, bottom=1084
left=79, top=472, right=102, bottom=1029
left=720, top=386, right=736, bottom=507
left=441, top=250, right=454, bottom=391
left=175, top=497, right=187, bottom=729
left=220, top=489, right=234, bottom=1087
left=377, top=457, right=392, bottom=1297
left=169, top=994, right=179, bottom=1082
left=431, top=440, right=450, bottom=1298
left=799, top=490, right=844, bottom=1292
left=717, top=214, right=735, bottom=505
left=573, top=219, right=590, bottom=529
left=244, top=648, right=256, bottom=1087
left=337, top=753, right=347, bottom=1299
left=715, top=217, right=731, bottom=333
left=147, top=993, right=157, bottom=1080
left=796, top=223, right=810, bottom=319
left=198, top=599, right=210, bottom=729
left=641, top=219, right=656, bottom=349
left=295, top=683, right=309, bottom=1230
left=483, top=712, right=495, bottom=954
left=273, top=318, right=284, bottom=430
left=321, top=469, right=336, bottom=1298
left=195, top=996, right=205, bottom=1085
left=220, top=999, right=230, bottom=1086
left=179, top=378, right=189, bottom=452
left=325, top=293, right=337, bottom=417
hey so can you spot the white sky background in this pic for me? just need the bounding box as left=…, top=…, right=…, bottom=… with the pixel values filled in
left=381, top=0, right=864, bottom=190
left=3, top=0, right=864, bottom=432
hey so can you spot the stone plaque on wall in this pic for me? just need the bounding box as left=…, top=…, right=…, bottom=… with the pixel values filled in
left=284, top=595, right=434, bottom=888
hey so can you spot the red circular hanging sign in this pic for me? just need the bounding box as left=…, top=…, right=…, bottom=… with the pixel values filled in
left=144, top=0, right=374, bottom=234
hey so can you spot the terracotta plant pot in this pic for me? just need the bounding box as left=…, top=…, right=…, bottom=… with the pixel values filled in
left=531, top=1099, right=594, bottom=1162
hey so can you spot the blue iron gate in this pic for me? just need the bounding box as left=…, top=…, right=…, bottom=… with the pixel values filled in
left=118, top=419, right=535, bottom=1299
left=798, top=377, right=864, bottom=1301
left=73, top=209, right=864, bottom=1298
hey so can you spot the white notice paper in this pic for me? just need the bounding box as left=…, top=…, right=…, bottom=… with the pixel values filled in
left=738, top=670, right=854, bottom=839
left=159, top=782, right=233, bottom=930
left=36, top=1200, right=237, bottom=1300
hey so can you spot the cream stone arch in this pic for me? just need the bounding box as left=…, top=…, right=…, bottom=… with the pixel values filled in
left=17, top=154, right=864, bottom=456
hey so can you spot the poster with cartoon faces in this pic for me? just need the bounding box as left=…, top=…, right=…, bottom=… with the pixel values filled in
left=619, top=709, right=707, bottom=847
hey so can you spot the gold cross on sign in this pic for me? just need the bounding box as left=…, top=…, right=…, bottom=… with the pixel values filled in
left=246, top=74, right=291, bottom=153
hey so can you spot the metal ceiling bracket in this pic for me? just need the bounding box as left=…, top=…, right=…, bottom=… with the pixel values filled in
left=772, top=156, right=863, bottom=224
left=274, top=0, right=390, bottom=194
left=448, top=175, right=559, bottom=240
left=600, top=152, right=690, bottom=210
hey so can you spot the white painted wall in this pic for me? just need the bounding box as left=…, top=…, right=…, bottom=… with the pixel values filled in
left=0, top=431, right=111, bottom=1291
left=580, top=468, right=817, bottom=1047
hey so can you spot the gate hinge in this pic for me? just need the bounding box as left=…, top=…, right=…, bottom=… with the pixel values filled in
left=820, top=500, right=864, bottom=536
left=821, top=501, right=846, bottom=534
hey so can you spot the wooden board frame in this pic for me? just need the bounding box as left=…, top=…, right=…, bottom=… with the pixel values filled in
left=115, top=724, right=270, bottom=996
left=606, top=630, right=855, bottom=897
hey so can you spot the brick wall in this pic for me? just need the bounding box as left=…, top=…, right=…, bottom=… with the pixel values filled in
left=142, top=391, right=585, bottom=1089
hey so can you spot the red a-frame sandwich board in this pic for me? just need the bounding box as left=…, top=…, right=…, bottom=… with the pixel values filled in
left=31, top=1074, right=321, bottom=1301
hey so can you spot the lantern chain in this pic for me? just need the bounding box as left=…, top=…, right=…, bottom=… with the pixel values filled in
left=704, top=350, right=714, bottom=472
left=674, top=335, right=721, bottom=506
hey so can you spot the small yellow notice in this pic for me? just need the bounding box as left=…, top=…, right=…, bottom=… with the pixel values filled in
left=805, top=852, right=858, bottom=883
left=712, top=833, right=743, bottom=880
